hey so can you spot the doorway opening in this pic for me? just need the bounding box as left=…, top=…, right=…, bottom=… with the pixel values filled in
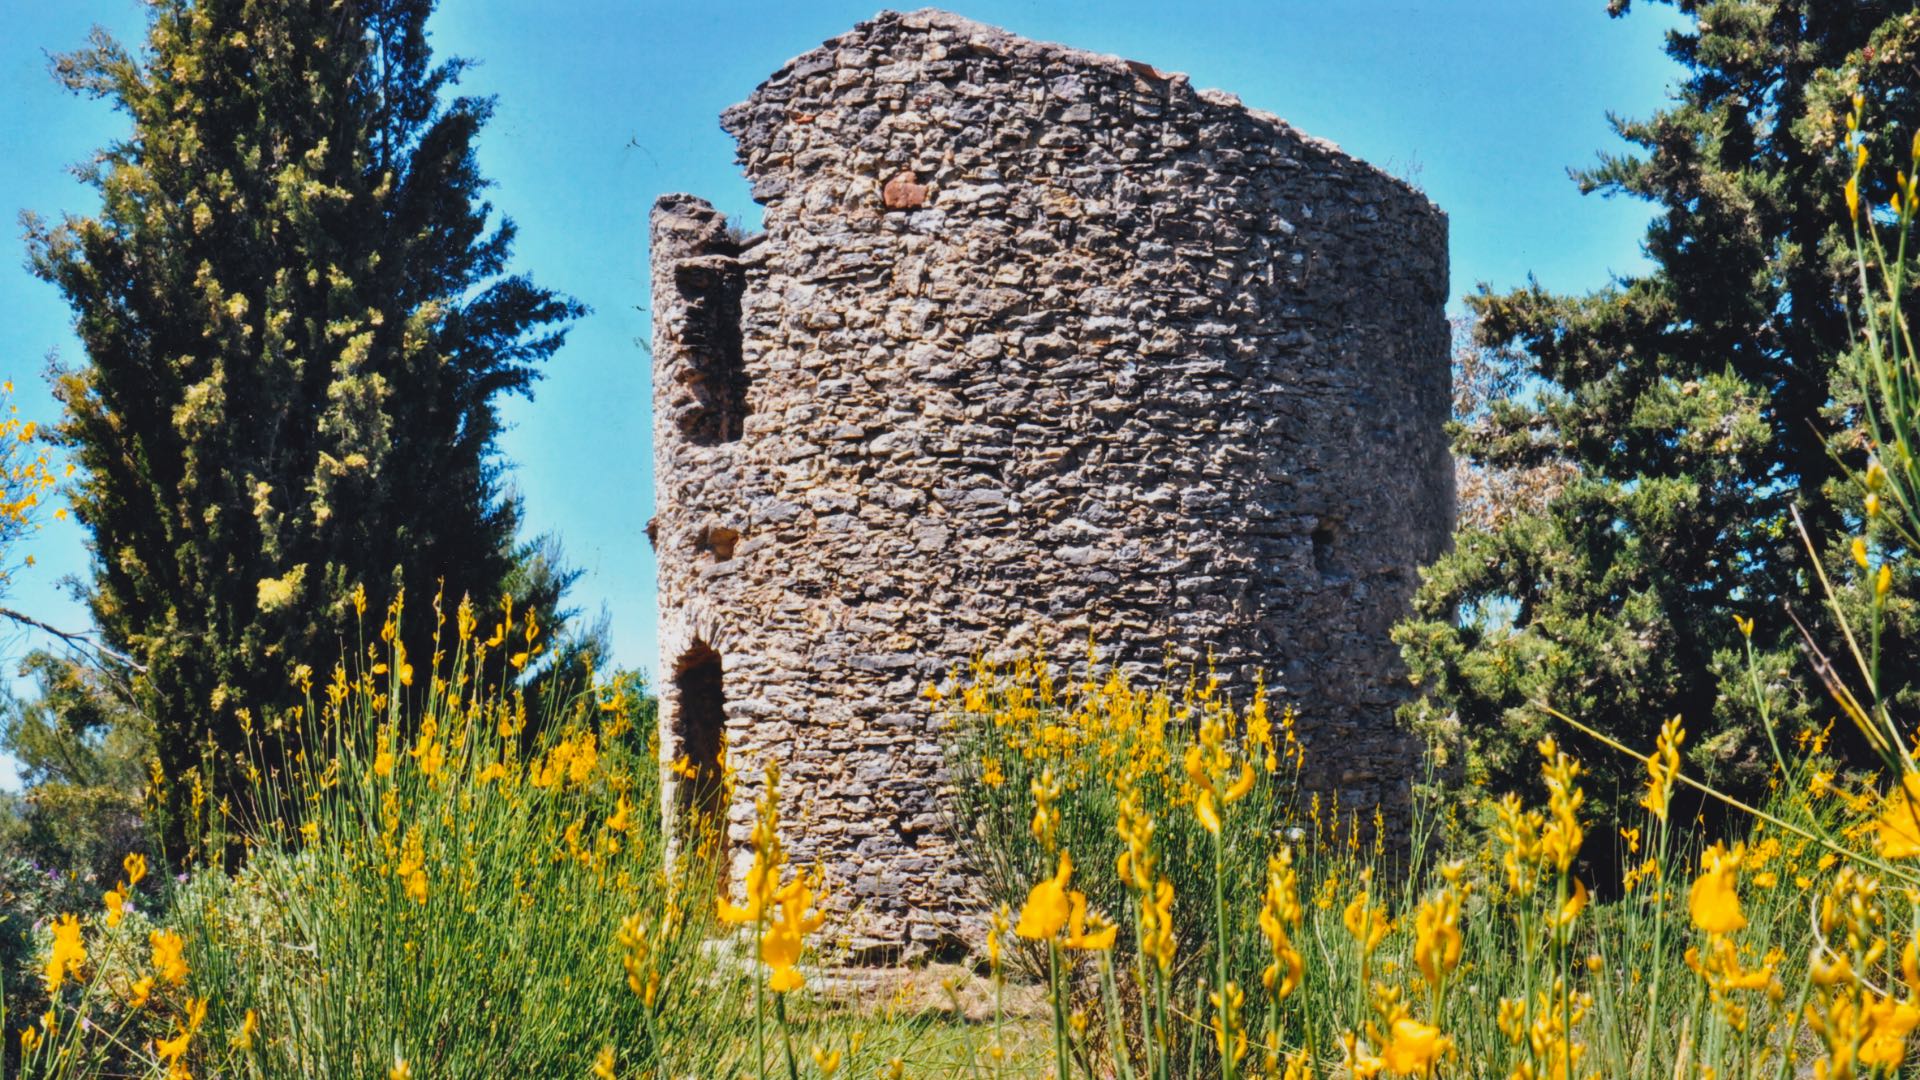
left=671, top=643, right=728, bottom=848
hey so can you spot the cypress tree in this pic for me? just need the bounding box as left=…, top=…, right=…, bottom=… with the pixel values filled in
left=1397, top=2, right=1920, bottom=836
left=26, top=0, right=583, bottom=848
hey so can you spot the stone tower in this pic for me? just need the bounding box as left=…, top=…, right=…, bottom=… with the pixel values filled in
left=650, top=9, right=1452, bottom=950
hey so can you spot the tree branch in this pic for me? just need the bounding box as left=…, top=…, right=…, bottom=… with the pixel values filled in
left=0, top=605, right=147, bottom=674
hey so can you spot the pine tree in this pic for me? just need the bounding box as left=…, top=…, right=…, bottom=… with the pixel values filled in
left=1396, top=2, right=1920, bottom=837
left=26, top=0, right=583, bottom=849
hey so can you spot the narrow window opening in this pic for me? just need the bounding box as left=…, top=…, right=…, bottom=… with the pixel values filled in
left=673, top=248, right=748, bottom=445
left=671, top=643, right=727, bottom=846
left=1312, top=519, right=1349, bottom=582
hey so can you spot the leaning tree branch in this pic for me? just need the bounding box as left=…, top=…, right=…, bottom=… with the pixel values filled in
left=0, top=605, right=147, bottom=673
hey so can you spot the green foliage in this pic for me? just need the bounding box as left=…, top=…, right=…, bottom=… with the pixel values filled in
left=0, top=653, right=153, bottom=1035
left=24, top=0, right=584, bottom=852
left=938, top=657, right=1326, bottom=1001
left=7, top=609, right=972, bottom=1080
left=1396, top=1, right=1920, bottom=838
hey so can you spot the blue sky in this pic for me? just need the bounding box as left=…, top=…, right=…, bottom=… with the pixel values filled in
left=0, top=2, right=1686, bottom=786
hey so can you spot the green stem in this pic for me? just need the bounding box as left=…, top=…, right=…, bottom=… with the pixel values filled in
left=1213, top=825, right=1236, bottom=1080
left=1556, top=870, right=1571, bottom=1080
left=754, top=917, right=767, bottom=1080
left=774, top=991, right=799, bottom=1080
left=1642, top=813, right=1671, bottom=1080
left=1050, top=941, right=1071, bottom=1080
left=1099, top=953, right=1138, bottom=1080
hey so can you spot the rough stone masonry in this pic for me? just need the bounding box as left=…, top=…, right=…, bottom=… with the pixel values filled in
left=650, top=8, right=1453, bottom=952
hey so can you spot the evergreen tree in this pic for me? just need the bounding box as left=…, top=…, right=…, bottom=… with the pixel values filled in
left=1396, top=2, right=1920, bottom=839
left=26, top=0, right=583, bottom=850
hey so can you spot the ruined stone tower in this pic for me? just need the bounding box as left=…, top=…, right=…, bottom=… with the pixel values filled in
left=651, top=9, right=1452, bottom=949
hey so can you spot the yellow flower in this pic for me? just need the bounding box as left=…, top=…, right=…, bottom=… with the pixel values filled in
left=1341, top=1031, right=1386, bottom=1079
left=1343, top=890, right=1388, bottom=955
left=719, top=762, right=786, bottom=925
left=1194, top=788, right=1221, bottom=835
left=761, top=873, right=826, bottom=993
left=1874, top=772, right=1920, bottom=859
left=127, top=974, right=155, bottom=1009
left=1689, top=843, right=1746, bottom=934
left=986, top=905, right=1007, bottom=975
left=1380, top=1017, right=1451, bottom=1077
left=1063, top=892, right=1117, bottom=951
left=1209, top=980, right=1249, bottom=1065
left=606, top=794, right=633, bottom=834
left=1259, top=849, right=1304, bottom=999
left=19, top=1025, right=38, bottom=1054
left=591, top=1045, right=617, bottom=1079
left=1861, top=996, right=1920, bottom=1068
left=1030, top=768, right=1062, bottom=851
left=980, top=757, right=1004, bottom=787
left=1016, top=850, right=1075, bottom=940
left=43, top=913, right=86, bottom=993
left=1555, top=877, right=1589, bottom=931
left=811, top=1045, right=843, bottom=1076
left=151, top=929, right=190, bottom=986
left=719, top=852, right=777, bottom=926
left=1733, top=614, right=1754, bottom=638
left=1640, top=716, right=1685, bottom=821
left=397, top=836, right=429, bottom=906
left=412, top=736, right=444, bottom=778
left=1537, top=738, right=1584, bottom=872
left=124, top=853, right=147, bottom=886
left=1224, top=761, right=1255, bottom=802
left=390, top=1058, right=413, bottom=1080
left=1412, top=889, right=1462, bottom=991
left=1139, top=878, right=1176, bottom=973
left=231, top=1008, right=258, bottom=1050
left=618, top=914, right=662, bottom=1007
left=154, top=996, right=206, bottom=1063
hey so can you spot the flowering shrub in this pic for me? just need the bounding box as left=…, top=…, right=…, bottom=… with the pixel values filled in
left=4, top=588, right=742, bottom=1079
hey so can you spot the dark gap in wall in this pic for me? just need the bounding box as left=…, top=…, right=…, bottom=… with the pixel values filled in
left=1312, top=520, right=1342, bottom=579
left=672, top=642, right=728, bottom=849
left=697, top=525, right=740, bottom=561
left=673, top=244, right=748, bottom=445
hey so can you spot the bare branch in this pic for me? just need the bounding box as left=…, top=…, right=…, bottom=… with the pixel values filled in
left=0, top=605, right=147, bottom=674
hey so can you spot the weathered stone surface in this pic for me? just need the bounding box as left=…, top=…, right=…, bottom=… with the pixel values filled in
left=651, top=8, right=1453, bottom=952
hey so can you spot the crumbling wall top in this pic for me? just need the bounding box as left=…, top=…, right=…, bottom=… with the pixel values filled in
left=720, top=8, right=1438, bottom=215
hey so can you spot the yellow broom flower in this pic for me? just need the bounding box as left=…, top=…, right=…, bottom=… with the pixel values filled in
left=43, top=914, right=86, bottom=993
left=1689, top=843, right=1746, bottom=934
left=1381, top=1017, right=1451, bottom=1077
left=1874, top=771, right=1920, bottom=859
left=1064, top=892, right=1117, bottom=951
left=1413, top=889, right=1462, bottom=991
left=150, top=929, right=189, bottom=986
left=761, top=872, right=825, bottom=993
left=1016, top=850, right=1075, bottom=940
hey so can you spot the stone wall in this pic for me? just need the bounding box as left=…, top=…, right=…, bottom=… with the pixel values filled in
left=650, top=8, right=1452, bottom=952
